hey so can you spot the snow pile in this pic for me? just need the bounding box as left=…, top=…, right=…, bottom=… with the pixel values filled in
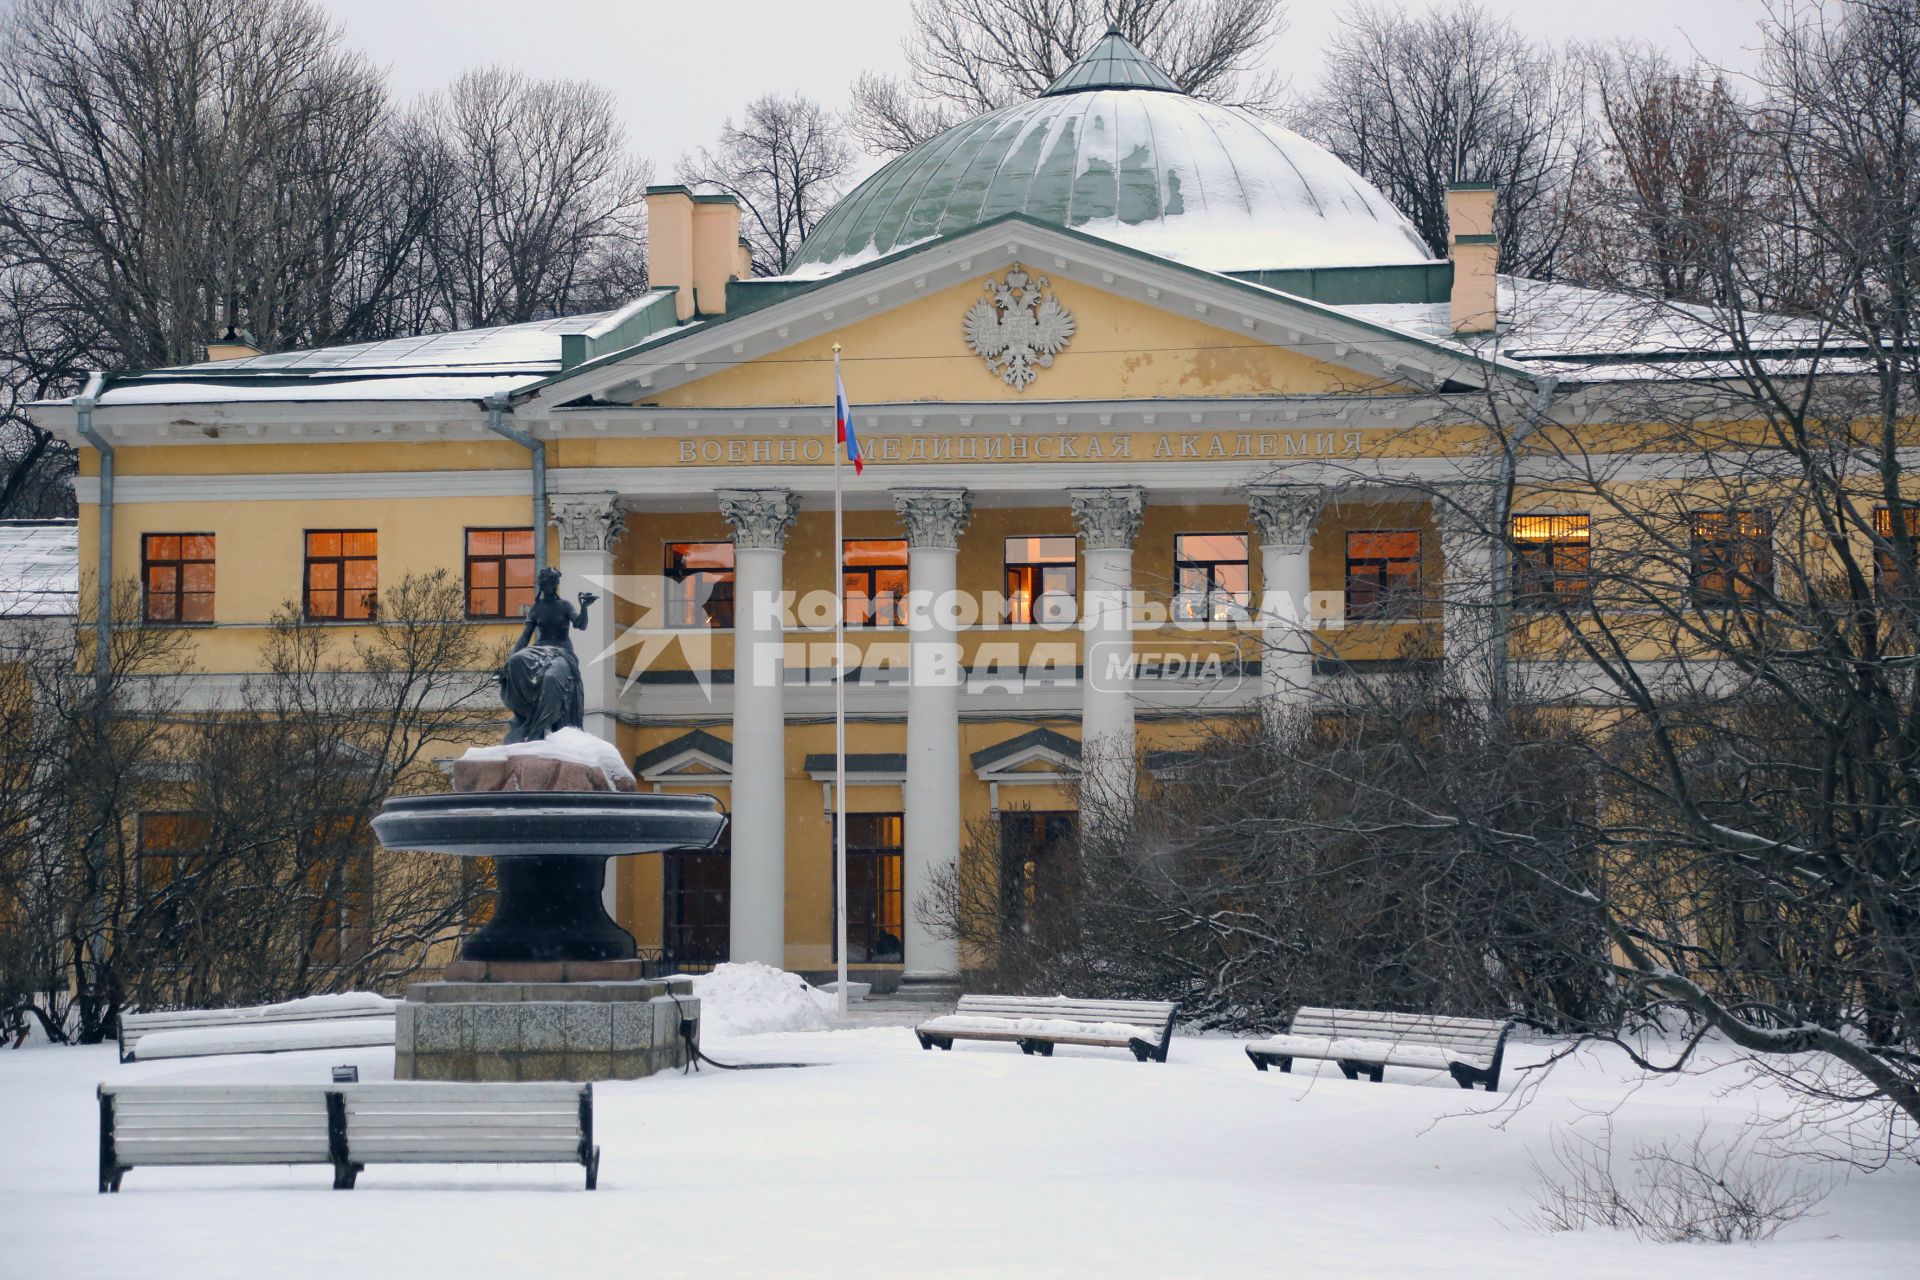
left=258, top=992, right=396, bottom=1015
left=683, top=962, right=835, bottom=1037
left=459, top=727, right=635, bottom=790
left=133, top=1018, right=396, bottom=1061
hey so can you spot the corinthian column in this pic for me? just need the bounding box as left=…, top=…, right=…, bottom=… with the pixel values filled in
left=1248, top=486, right=1323, bottom=718
left=1070, top=487, right=1144, bottom=828
left=549, top=492, right=627, bottom=920
left=718, top=488, right=799, bottom=968
left=892, top=487, right=972, bottom=984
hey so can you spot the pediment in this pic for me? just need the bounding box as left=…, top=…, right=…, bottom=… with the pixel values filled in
left=521, top=217, right=1498, bottom=421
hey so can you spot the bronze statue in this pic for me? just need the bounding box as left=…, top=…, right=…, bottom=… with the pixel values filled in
left=500, top=567, right=599, bottom=742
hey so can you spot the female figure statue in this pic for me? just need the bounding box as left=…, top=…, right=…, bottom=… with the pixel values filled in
left=499, top=568, right=599, bottom=743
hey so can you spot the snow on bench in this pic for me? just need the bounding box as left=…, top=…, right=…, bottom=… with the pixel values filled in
left=1246, top=1007, right=1516, bottom=1091
left=116, top=993, right=396, bottom=1062
left=98, top=1082, right=599, bottom=1192
left=916, top=995, right=1180, bottom=1062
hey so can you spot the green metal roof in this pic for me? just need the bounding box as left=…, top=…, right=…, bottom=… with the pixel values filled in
left=787, top=31, right=1432, bottom=278
left=1041, top=27, right=1180, bottom=96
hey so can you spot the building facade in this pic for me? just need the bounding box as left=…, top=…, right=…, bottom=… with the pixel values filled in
left=32, top=33, right=1768, bottom=988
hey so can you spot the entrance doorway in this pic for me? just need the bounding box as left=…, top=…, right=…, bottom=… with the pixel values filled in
left=663, top=825, right=730, bottom=972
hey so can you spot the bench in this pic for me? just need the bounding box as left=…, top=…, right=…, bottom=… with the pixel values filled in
left=1245, top=1007, right=1515, bottom=1091
left=916, top=995, right=1179, bottom=1062
left=97, top=1083, right=599, bottom=1191
left=117, top=996, right=395, bottom=1062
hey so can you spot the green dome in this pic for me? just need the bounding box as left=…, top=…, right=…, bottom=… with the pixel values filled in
left=790, top=31, right=1432, bottom=278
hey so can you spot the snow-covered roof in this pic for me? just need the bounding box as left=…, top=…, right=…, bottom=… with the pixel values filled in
left=1337, top=278, right=1827, bottom=381
left=0, top=519, right=77, bottom=618
left=37, top=301, right=696, bottom=409
left=788, top=32, right=1433, bottom=278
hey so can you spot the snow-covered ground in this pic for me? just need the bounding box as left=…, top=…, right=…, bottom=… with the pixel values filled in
left=4, top=991, right=1916, bottom=1278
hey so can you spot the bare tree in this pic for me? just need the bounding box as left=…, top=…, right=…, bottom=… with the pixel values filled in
left=0, top=0, right=433, bottom=367
left=849, top=0, right=1288, bottom=156
left=1292, top=0, right=1591, bottom=277
left=0, top=572, right=500, bottom=1040
left=410, top=68, right=651, bottom=328
left=678, top=94, right=854, bottom=276
left=1561, top=45, right=1778, bottom=305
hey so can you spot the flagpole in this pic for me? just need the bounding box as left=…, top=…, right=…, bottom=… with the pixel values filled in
left=832, top=344, right=850, bottom=1021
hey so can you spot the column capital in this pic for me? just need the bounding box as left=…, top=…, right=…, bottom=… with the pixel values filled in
left=1247, top=486, right=1324, bottom=551
left=717, top=488, right=800, bottom=550
left=1069, top=486, right=1146, bottom=551
left=891, top=487, right=973, bottom=549
left=550, top=492, right=626, bottom=553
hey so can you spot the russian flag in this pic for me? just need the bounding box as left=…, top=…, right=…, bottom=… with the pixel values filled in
left=835, top=371, right=864, bottom=475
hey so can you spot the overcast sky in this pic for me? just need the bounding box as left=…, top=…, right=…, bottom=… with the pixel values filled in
left=319, top=0, right=1775, bottom=175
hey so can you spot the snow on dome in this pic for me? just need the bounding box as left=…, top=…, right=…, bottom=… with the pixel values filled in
left=684, top=962, right=836, bottom=1037
left=789, top=31, right=1433, bottom=278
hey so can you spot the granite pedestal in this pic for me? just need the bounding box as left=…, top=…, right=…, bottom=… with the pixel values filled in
left=394, top=976, right=698, bottom=1083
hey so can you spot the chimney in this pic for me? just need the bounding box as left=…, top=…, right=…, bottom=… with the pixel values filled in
left=1446, top=182, right=1498, bottom=337
left=204, top=323, right=261, bottom=363
left=646, top=186, right=747, bottom=320
left=690, top=193, right=744, bottom=315
left=644, top=186, right=697, bottom=321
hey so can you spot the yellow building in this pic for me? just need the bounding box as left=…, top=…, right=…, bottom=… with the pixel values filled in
left=31, top=32, right=1753, bottom=991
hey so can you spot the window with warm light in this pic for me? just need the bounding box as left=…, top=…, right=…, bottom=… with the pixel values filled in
left=1690, top=510, right=1773, bottom=607
left=1346, top=530, right=1422, bottom=619
left=1173, top=533, right=1250, bottom=621
left=1511, top=514, right=1592, bottom=609
left=1872, top=506, right=1920, bottom=590
left=304, top=530, right=378, bottom=621
left=844, top=539, right=909, bottom=627
left=137, top=811, right=209, bottom=899
left=838, top=813, right=904, bottom=963
left=664, top=542, right=735, bottom=628
left=1004, top=535, right=1077, bottom=624
left=141, top=533, right=214, bottom=623
left=464, top=528, right=536, bottom=619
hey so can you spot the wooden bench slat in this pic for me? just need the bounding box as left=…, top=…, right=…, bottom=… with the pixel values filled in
left=1246, top=1006, right=1516, bottom=1092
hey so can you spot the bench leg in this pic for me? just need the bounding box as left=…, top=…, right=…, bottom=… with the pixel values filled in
left=332, top=1162, right=361, bottom=1191
left=1448, top=1063, right=1476, bottom=1090
left=1370, top=1065, right=1384, bottom=1083
left=1337, top=1060, right=1362, bottom=1081
left=1018, top=1039, right=1037, bottom=1055
left=1249, top=1051, right=1268, bottom=1071
left=586, top=1146, right=601, bottom=1191
left=915, top=1031, right=934, bottom=1051
left=1129, top=1039, right=1155, bottom=1063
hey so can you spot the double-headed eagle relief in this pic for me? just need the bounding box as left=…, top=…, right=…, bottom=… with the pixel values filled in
left=964, top=266, right=1076, bottom=390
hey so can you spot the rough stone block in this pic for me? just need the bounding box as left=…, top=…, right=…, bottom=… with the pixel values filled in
left=393, top=1049, right=414, bottom=1079
left=414, top=1004, right=467, bottom=1054
left=563, top=1002, right=613, bottom=1052
left=411, top=1052, right=457, bottom=1082
left=470, top=1003, right=518, bottom=1053
left=609, top=1051, right=651, bottom=1078
left=472, top=1050, right=517, bottom=1083
left=516, top=1052, right=567, bottom=1081
left=520, top=1004, right=566, bottom=1052
left=611, top=1001, right=654, bottom=1052
left=565, top=1052, right=614, bottom=1083
left=394, top=1001, right=416, bottom=1051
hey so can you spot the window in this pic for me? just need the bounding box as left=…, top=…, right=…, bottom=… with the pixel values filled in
left=1690, top=510, right=1773, bottom=607
left=1000, top=810, right=1078, bottom=939
left=1511, top=514, right=1592, bottom=609
left=1346, top=530, right=1422, bottom=620
left=665, top=542, right=735, bottom=628
left=138, top=812, right=209, bottom=899
left=304, top=530, right=378, bottom=621
left=141, top=534, right=214, bottom=623
left=1005, top=535, right=1077, bottom=624
left=664, top=826, right=730, bottom=973
left=844, top=539, right=909, bottom=627
left=465, top=528, right=536, bottom=619
left=838, top=813, right=904, bottom=964
left=1173, top=533, right=1250, bottom=621
left=306, top=851, right=375, bottom=967
left=1873, top=506, right=1920, bottom=590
